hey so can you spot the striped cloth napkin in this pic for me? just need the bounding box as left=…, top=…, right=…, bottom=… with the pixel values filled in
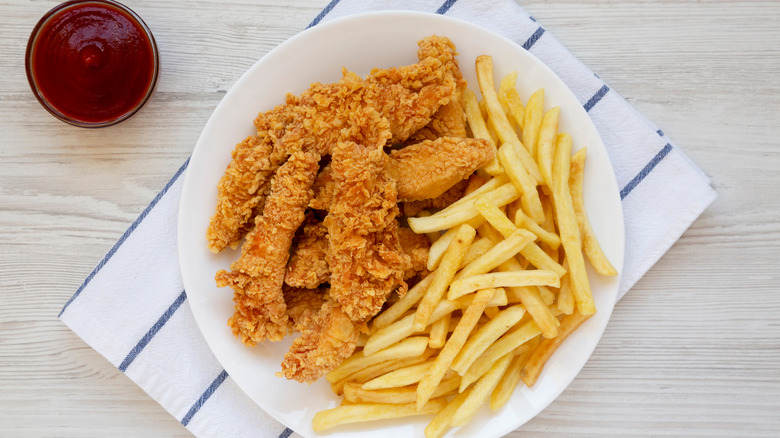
left=59, top=0, right=717, bottom=437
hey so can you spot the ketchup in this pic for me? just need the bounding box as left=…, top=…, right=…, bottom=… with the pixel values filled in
left=26, top=1, right=158, bottom=126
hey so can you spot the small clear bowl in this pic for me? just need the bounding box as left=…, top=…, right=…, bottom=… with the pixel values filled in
left=25, top=0, right=160, bottom=128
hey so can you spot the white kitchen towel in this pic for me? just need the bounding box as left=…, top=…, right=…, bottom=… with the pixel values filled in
left=59, top=0, right=717, bottom=437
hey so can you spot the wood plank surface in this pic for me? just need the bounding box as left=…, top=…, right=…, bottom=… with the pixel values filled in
left=1, top=0, right=778, bottom=437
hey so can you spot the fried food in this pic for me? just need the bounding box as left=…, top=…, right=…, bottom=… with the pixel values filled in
left=283, top=285, right=328, bottom=332
left=284, top=216, right=330, bottom=289
left=387, top=136, right=494, bottom=202
left=324, top=141, right=408, bottom=322
left=206, top=36, right=461, bottom=252
left=216, top=150, right=320, bottom=345
left=281, top=298, right=361, bottom=383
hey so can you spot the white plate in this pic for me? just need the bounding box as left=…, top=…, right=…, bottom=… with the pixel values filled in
left=178, top=11, right=624, bottom=438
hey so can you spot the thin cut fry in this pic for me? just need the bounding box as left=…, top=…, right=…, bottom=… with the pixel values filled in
left=499, top=258, right=559, bottom=338
left=330, top=352, right=433, bottom=396
left=497, top=143, right=545, bottom=224
left=504, top=87, right=525, bottom=132
left=552, top=133, right=595, bottom=314
left=490, top=346, right=534, bottom=410
left=417, top=288, right=494, bottom=409
left=557, top=259, right=575, bottom=315
left=514, top=208, right=560, bottom=250
left=569, top=147, right=618, bottom=276
left=475, top=55, right=543, bottom=183
left=462, top=88, right=502, bottom=175
left=345, top=376, right=460, bottom=404
left=451, top=352, right=513, bottom=427
left=327, top=337, right=429, bottom=383
left=371, top=274, right=434, bottom=331
left=522, top=88, right=544, bottom=161
left=312, top=398, right=447, bottom=432
left=536, top=106, right=560, bottom=188
left=424, top=387, right=473, bottom=438
left=451, top=305, right=527, bottom=375
left=521, top=311, right=592, bottom=386
left=365, top=300, right=460, bottom=356
left=414, top=224, right=476, bottom=331
left=455, top=228, right=535, bottom=280
left=448, top=271, right=560, bottom=300
left=428, top=313, right=450, bottom=349
left=407, top=183, right=519, bottom=234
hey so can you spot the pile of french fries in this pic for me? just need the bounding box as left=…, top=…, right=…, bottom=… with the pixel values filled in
left=312, top=55, right=617, bottom=437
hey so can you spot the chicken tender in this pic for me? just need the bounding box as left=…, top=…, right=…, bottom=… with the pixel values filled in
left=325, top=141, right=408, bottom=322
left=386, top=136, right=494, bottom=202
left=217, top=151, right=320, bottom=345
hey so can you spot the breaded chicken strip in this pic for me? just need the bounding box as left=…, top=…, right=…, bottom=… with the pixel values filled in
left=284, top=217, right=330, bottom=289
left=280, top=298, right=360, bottom=383
left=386, top=136, right=494, bottom=202
left=402, top=178, right=469, bottom=217
left=216, top=151, right=320, bottom=345
left=206, top=36, right=462, bottom=252
left=324, top=141, right=408, bottom=322
left=283, top=285, right=329, bottom=332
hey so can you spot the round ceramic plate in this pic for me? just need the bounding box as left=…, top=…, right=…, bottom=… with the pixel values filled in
left=178, top=11, right=624, bottom=438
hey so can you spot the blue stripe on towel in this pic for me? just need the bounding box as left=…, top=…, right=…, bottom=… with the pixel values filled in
left=523, top=27, right=546, bottom=51
left=278, top=427, right=294, bottom=438
left=59, top=157, right=191, bottom=318
left=181, top=369, right=229, bottom=426
left=307, top=0, right=341, bottom=28
left=118, top=290, right=188, bottom=372
left=584, top=85, right=610, bottom=112
left=620, top=143, right=673, bottom=200
left=436, top=0, right=458, bottom=14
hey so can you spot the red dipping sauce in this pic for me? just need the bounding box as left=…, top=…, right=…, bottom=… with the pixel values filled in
left=26, top=0, right=159, bottom=127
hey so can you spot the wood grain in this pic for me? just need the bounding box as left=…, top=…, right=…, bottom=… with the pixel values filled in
left=1, top=0, right=779, bottom=437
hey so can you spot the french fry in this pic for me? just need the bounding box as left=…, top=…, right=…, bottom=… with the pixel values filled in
left=490, top=345, right=535, bottom=410
left=536, top=106, right=560, bottom=188
left=366, top=300, right=460, bottom=356
left=569, top=147, right=618, bottom=276
left=473, top=195, right=517, bottom=237
left=327, top=337, right=429, bottom=383
left=346, top=375, right=460, bottom=404
left=460, top=319, right=541, bottom=390
left=462, top=88, right=502, bottom=175
left=522, top=88, right=544, bottom=161
left=424, top=387, right=473, bottom=438
left=461, top=236, right=495, bottom=267
left=448, top=271, right=560, bottom=300
left=428, top=313, right=450, bottom=349
left=498, top=71, right=519, bottom=129
left=372, top=274, right=434, bottom=331
left=451, top=352, right=513, bottom=427
left=552, top=133, right=595, bottom=314
left=330, top=352, right=434, bottom=396
left=408, top=183, right=518, bottom=234
left=415, top=224, right=476, bottom=331
left=451, top=305, right=527, bottom=376
left=455, top=228, right=535, bottom=280
left=475, top=55, right=543, bottom=184
left=415, top=210, right=443, bottom=244
left=514, top=208, right=561, bottom=250
left=497, top=143, right=545, bottom=224
left=417, top=288, right=495, bottom=409
left=556, top=258, right=574, bottom=315
left=521, top=311, right=592, bottom=386
left=312, top=398, right=448, bottom=432
left=538, top=285, right=555, bottom=306
left=503, top=86, right=525, bottom=132
left=456, top=287, right=508, bottom=309
left=499, top=258, right=559, bottom=338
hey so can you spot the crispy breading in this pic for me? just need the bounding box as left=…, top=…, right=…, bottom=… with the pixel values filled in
left=324, top=141, right=408, bottom=322
left=206, top=36, right=462, bottom=251
left=285, top=217, right=330, bottom=289
left=283, top=285, right=329, bottom=332
left=280, top=298, right=360, bottom=383
left=401, top=178, right=469, bottom=217
left=216, top=151, right=320, bottom=345
left=386, top=136, right=494, bottom=202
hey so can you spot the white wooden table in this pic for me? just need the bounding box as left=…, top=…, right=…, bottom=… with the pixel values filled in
left=2, top=1, right=778, bottom=436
